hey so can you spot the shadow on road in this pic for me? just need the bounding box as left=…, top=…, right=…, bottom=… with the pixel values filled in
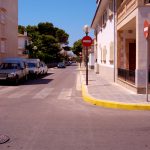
left=23, top=78, right=54, bottom=85
left=0, top=73, right=54, bottom=86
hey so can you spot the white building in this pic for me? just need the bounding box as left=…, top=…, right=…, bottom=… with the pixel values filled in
left=18, top=32, right=29, bottom=58
left=0, top=0, right=18, bottom=59
left=91, top=0, right=115, bottom=81
left=91, top=0, right=150, bottom=93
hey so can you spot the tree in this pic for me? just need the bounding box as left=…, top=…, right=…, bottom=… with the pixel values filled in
left=56, top=29, right=69, bottom=44
left=18, top=25, right=25, bottom=34
left=21, top=22, right=69, bottom=63
left=72, top=39, right=82, bottom=56
left=38, top=22, right=55, bottom=36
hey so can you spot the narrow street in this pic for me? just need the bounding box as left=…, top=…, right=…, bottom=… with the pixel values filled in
left=0, top=64, right=150, bottom=150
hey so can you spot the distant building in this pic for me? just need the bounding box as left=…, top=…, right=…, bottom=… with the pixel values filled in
left=91, top=0, right=150, bottom=93
left=18, top=32, right=29, bottom=58
left=0, top=0, right=18, bottom=59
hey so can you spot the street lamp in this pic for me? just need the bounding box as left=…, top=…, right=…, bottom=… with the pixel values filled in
left=79, top=52, right=82, bottom=67
left=32, top=46, right=37, bottom=58
left=83, top=25, right=91, bottom=85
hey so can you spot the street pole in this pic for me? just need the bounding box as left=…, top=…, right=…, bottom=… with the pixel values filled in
left=86, top=32, right=88, bottom=85
left=113, top=0, right=116, bottom=82
left=146, top=37, right=149, bottom=102
left=86, top=46, right=88, bottom=85
left=82, top=25, right=91, bottom=85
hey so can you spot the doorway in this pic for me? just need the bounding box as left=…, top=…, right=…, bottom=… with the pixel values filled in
left=129, top=43, right=136, bottom=71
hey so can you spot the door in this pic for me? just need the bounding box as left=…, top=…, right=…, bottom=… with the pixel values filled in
left=129, top=43, right=136, bottom=71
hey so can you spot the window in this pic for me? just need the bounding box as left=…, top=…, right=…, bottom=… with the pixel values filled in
left=102, top=46, right=107, bottom=63
left=108, top=0, right=113, bottom=19
left=0, top=40, right=6, bottom=53
left=102, top=10, right=107, bottom=27
left=109, top=42, right=114, bottom=64
left=0, top=10, right=6, bottom=24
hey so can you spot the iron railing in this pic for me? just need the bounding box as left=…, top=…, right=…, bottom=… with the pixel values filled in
left=118, top=68, right=135, bottom=84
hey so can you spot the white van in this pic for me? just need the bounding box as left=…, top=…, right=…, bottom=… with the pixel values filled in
left=0, top=57, right=29, bottom=84
left=26, top=59, right=41, bottom=78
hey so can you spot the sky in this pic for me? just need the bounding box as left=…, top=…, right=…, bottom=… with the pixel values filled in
left=18, top=0, right=96, bottom=46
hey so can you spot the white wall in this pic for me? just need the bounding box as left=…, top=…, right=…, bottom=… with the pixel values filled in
left=97, top=18, right=115, bottom=67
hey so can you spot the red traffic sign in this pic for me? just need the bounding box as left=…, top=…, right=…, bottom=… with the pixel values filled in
left=144, top=20, right=149, bottom=39
left=82, top=36, right=93, bottom=47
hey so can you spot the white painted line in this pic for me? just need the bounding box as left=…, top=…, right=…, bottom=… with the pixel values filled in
left=7, top=87, right=36, bottom=98
left=33, top=88, right=53, bottom=99
left=57, top=89, right=72, bottom=100
left=0, top=87, right=18, bottom=95
left=76, top=72, right=81, bottom=91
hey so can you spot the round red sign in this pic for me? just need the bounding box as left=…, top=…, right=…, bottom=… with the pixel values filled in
left=82, top=36, right=93, bottom=47
left=144, top=20, right=149, bottom=39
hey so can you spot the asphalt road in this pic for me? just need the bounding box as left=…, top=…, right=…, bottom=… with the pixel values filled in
left=0, top=64, right=150, bottom=150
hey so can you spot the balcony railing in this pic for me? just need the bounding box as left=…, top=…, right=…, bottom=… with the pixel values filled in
left=118, top=68, right=135, bottom=84
left=117, top=0, right=138, bottom=23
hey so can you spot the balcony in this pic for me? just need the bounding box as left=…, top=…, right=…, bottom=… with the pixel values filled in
left=117, top=0, right=145, bottom=23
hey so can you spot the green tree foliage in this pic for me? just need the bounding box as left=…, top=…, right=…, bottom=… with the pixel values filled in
left=72, top=39, right=82, bottom=56
left=18, top=25, right=25, bottom=34
left=18, top=22, right=69, bottom=63
left=38, top=22, right=55, bottom=36
left=56, top=29, right=69, bottom=44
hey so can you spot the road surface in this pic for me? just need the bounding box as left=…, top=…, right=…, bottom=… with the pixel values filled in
left=0, top=64, right=150, bottom=150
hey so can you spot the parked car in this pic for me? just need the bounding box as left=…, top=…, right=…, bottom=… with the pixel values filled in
left=57, top=62, right=66, bottom=68
left=0, top=57, right=29, bottom=84
left=26, top=59, right=41, bottom=78
left=40, top=61, right=48, bottom=75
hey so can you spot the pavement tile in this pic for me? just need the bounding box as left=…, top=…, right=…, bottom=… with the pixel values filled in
left=79, top=66, right=150, bottom=105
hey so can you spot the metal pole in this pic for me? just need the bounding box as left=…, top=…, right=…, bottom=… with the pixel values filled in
left=146, top=38, right=149, bottom=102
left=113, top=0, right=116, bottom=82
left=86, top=46, right=88, bottom=85
left=85, top=32, right=89, bottom=85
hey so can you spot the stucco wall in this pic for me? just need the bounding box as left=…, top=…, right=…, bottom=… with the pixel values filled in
left=97, top=18, right=115, bottom=81
left=136, top=7, right=150, bottom=87
left=0, top=0, right=18, bottom=58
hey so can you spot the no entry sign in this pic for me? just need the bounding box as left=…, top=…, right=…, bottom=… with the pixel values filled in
left=82, top=36, right=93, bottom=47
left=144, top=20, right=149, bottom=39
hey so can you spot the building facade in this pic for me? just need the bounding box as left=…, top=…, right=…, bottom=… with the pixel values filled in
left=18, top=32, right=29, bottom=58
left=92, top=0, right=115, bottom=82
left=0, top=0, right=18, bottom=59
left=92, top=0, right=150, bottom=93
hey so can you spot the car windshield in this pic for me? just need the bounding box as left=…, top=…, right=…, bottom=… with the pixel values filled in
left=28, top=63, right=37, bottom=68
left=0, top=63, right=20, bottom=69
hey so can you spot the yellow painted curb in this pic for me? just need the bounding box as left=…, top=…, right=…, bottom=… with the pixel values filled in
left=82, top=84, right=150, bottom=110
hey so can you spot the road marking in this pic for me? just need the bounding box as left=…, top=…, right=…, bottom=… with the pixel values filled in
left=76, top=72, right=81, bottom=91
left=0, top=87, right=19, bottom=95
left=7, top=87, right=36, bottom=98
left=33, top=88, right=54, bottom=99
left=57, top=89, right=72, bottom=100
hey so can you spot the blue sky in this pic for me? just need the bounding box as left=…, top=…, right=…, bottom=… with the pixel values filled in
left=18, top=0, right=96, bottom=46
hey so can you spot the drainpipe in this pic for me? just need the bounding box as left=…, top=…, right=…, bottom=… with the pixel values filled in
left=114, top=0, right=116, bottom=82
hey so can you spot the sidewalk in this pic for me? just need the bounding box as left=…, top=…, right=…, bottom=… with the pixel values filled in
left=78, top=66, right=150, bottom=110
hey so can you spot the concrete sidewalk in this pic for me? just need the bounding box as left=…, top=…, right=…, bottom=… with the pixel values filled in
left=78, top=66, right=150, bottom=110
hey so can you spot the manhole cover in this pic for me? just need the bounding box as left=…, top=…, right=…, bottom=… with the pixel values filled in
left=0, top=134, right=10, bottom=144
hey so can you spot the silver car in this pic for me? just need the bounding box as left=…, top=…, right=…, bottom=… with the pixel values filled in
left=40, top=61, right=48, bottom=75
left=0, top=58, right=29, bottom=85
left=26, top=59, right=41, bottom=78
